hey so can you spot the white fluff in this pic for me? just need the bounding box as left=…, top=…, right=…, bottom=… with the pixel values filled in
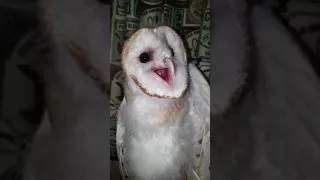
left=117, top=26, right=210, bottom=180
left=211, top=0, right=320, bottom=179
left=23, top=0, right=110, bottom=180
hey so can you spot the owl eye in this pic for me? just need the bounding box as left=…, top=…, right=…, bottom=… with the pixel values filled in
left=169, top=47, right=174, bottom=57
left=139, top=52, right=150, bottom=63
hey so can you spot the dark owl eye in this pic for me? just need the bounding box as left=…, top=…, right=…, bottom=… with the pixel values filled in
left=139, top=52, right=150, bottom=63
left=169, top=47, right=174, bottom=57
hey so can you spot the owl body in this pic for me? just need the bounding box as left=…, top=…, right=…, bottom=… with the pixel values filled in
left=116, top=26, right=210, bottom=180
left=117, top=93, right=194, bottom=180
left=24, top=0, right=111, bottom=180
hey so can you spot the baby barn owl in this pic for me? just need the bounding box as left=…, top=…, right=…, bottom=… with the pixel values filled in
left=116, top=26, right=210, bottom=180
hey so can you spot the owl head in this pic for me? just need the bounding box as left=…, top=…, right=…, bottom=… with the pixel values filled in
left=121, top=26, right=188, bottom=99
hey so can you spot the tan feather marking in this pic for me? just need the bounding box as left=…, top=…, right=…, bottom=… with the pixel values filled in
left=41, top=4, right=111, bottom=97
left=151, top=94, right=187, bottom=125
left=65, top=39, right=110, bottom=97
left=124, top=76, right=187, bottom=125
left=180, top=168, right=188, bottom=180
left=129, top=74, right=187, bottom=99
left=121, top=28, right=144, bottom=71
left=121, top=26, right=189, bottom=99
left=165, top=95, right=186, bottom=116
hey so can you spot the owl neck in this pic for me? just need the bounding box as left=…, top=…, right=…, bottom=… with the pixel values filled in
left=124, top=84, right=186, bottom=105
left=124, top=84, right=188, bottom=126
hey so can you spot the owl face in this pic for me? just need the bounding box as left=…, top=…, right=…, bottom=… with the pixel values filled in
left=122, top=26, right=188, bottom=99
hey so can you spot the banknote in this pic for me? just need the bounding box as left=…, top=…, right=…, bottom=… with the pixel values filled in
left=196, top=0, right=210, bottom=78
left=196, top=1, right=210, bottom=60
left=172, top=7, right=184, bottom=31
left=162, top=4, right=173, bottom=26
left=162, top=5, right=184, bottom=31
left=125, top=16, right=140, bottom=40
left=111, top=0, right=128, bottom=65
left=140, top=0, right=163, bottom=6
left=162, top=0, right=202, bottom=60
left=138, top=0, right=163, bottom=28
left=163, top=0, right=186, bottom=31
left=111, top=15, right=127, bottom=65
left=181, top=28, right=201, bottom=59
left=164, top=0, right=188, bottom=7
left=125, top=0, right=140, bottom=40
left=127, top=0, right=139, bottom=17
left=185, top=0, right=209, bottom=25
left=115, top=0, right=130, bottom=16
left=179, top=0, right=204, bottom=60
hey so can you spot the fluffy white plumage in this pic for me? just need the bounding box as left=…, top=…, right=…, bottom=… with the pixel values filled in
left=211, top=0, right=320, bottom=179
left=22, top=0, right=320, bottom=179
left=23, top=0, right=110, bottom=180
left=116, top=26, right=210, bottom=180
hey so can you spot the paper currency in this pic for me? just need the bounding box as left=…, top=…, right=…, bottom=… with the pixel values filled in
left=111, top=15, right=126, bottom=65
left=180, top=0, right=205, bottom=60
left=127, top=0, right=139, bottom=17
left=116, top=0, right=130, bottom=16
left=111, top=0, right=128, bottom=65
left=165, top=0, right=188, bottom=7
left=163, top=0, right=201, bottom=60
left=111, top=0, right=210, bottom=65
left=163, top=0, right=186, bottom=31
left=196, top=0, right=210, bottom=78
left=172, top=7, right=184, bottom=31
left=186, top=0, right=208, bottom=24
left=139, top=0, right=163, bottom=28
left=196, top=4, right=210, bottom=59
left=140, top=0, right=163, bottom=5
left=162, top=3, right=173, bottom=26
left=125, top=0, right=140, bottom=40
left=181, top=28, right=201, bottom=59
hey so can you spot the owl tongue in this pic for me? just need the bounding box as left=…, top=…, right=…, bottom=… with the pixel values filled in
left=154, top=68, right=170, bottom=83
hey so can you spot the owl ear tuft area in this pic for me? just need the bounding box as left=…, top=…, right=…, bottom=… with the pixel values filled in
left=161, top=26, right=187, bottom=59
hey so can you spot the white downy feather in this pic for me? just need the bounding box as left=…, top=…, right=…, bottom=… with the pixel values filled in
left=116, top=63, right=210, bottom=180
left=24, top=0, right=110, bottom=180
left=188, top=63, right=210, bottom=180
left=117, top=94, right=193, bottom=180
left=211, top=0, right=320, bottom=179
left=246, top=6, right=320, bottom=180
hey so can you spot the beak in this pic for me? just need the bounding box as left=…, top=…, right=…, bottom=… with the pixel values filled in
left=153, top=57, right=175, bottom=86
left=164, top=57, right=175, bottom=76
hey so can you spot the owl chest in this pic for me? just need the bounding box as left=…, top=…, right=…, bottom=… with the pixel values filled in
left=119, top=100, right=192, bottom=178
left=128, top=97, right=187, bottom=126
left=130, top=130, right=181, bottom=159
left=127, top=129, right=187, bottom=179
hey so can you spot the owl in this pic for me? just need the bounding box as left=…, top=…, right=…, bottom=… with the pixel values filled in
left=116, top=26, right=210, bottom=180
left=23, top=0, right=111, bottom=180
left=209, top=0, right=320, bottom=179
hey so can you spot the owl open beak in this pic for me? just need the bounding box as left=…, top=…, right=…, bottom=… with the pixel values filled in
left=153, top=58, right=175, bottom=86
left=154, top=68, right=170, bottom=83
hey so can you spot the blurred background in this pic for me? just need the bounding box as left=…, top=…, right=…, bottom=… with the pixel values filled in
left=0, top=0, right=320, bottom=179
